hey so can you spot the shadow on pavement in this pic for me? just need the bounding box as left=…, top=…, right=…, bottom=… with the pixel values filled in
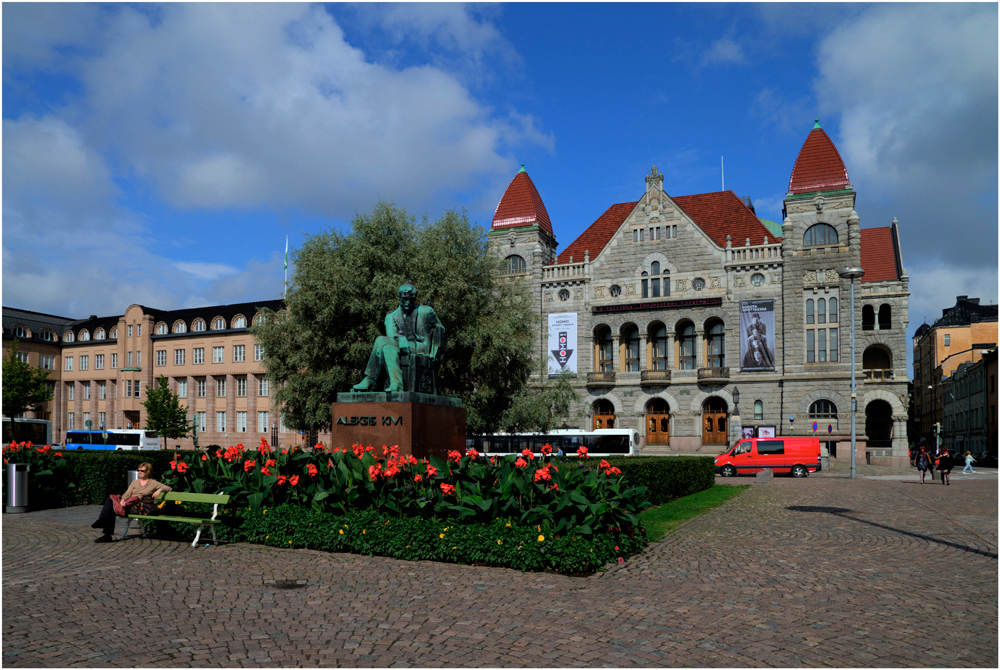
left=787, top=505, right=998, bottom=559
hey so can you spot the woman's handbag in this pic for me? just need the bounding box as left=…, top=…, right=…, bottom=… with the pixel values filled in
left=110, top=494, right=128, bottom=517
left=124, top=495, right=157, bottom=516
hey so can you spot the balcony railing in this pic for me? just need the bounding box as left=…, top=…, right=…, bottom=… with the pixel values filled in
left=864, top=368, right=894, bottom=381
left=640, top=369, right=671, bottom=386
left=697, top=366, right=730, bottom=384
left=542, top=261, right=588, bottom=282
left=586, top=371, right=616, bottom=388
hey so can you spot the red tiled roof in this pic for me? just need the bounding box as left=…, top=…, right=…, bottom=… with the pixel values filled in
left=788, top=127, right=851, bottom=194
left=491, top=169, right=553, bottom=235
left=556, top=202, right=637, bottom=264
left=859, top=227, right=900, bottom=282
left=555, top=191, right=778, bottom=263
left=673, top=191, right=780, bottom=249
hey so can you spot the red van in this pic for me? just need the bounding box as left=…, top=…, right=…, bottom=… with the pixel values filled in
left=714, top=436, right=821, bottom=477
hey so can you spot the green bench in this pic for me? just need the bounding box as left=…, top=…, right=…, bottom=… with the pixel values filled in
left=119, top=491, right=230, bottom=547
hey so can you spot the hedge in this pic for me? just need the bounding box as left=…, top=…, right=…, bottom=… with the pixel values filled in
left=61, top=450, right=176, bottom=505
left=602, top=456, right=715, bottom=505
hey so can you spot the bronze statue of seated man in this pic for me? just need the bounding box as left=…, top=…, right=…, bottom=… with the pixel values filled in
left=352, top=283, right=445, bottom=393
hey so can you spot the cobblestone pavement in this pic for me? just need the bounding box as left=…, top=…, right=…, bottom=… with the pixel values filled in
left=3, top=476, right=996, bottom=668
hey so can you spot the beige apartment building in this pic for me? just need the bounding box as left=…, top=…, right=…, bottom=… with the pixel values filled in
left=3, top=301, right=332, bottom=450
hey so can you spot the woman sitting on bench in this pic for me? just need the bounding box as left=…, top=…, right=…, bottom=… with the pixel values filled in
left=91, top=462, right=172, bottom=543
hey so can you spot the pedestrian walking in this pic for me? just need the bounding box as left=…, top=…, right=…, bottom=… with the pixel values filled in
left=936, top=448, right=953, bottom=485
left=913, top=446, right=934, bottom=484
left=962, top=451, right=976, bottom=474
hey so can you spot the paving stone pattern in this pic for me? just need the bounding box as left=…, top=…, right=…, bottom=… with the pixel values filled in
left=3, top=476, right=996, bottom=667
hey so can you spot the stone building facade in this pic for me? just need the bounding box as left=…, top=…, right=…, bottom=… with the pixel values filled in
left=489, top=123, right=911, bottom=464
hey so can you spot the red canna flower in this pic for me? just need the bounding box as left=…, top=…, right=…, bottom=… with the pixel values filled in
left=306, top=464, right=318, bottom=477
left=289, top=475, right=299, bottom=486
left=534, top=466, right=552, bottom=483
left=465, top=448, right=479, bottom=459
left=54, top=452, right=62, bottom=458
left=440, top=483, right=455, bottom=495
left=426, top=465, right=438, bottom=478
left=413, top=474, right=423, bottom=483
left=521, top=448, right=533, bottom=459
left=176, top=462, right=190, bottom=474
left=447, top=450, right=462, bottom=463
left=244, top=460, right=257, bottom=472
left=201, top=454, right=208, bottom=461
left=577, top=446, right=589, bottom=459
left=169, top=460, right=177, bottom=470
left=260, top=467, right=272, bottom=476
left=281, top=449, right=288, bottom=455
left=514, top=458, right=528, bottom=468
left=541, top=443, right=553, bottom=456
left=276, top=475, right=287, bottom=486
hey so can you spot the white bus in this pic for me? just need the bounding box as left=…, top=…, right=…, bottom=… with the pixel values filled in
left=65, top=429, right=162, bottom=451
left=467, top=428, right=640, bottom=457
left=2, top=417, right=53, bottom=446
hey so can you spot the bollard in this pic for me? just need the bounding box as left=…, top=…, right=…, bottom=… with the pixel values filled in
left=6, top=463, right=30, bottom=513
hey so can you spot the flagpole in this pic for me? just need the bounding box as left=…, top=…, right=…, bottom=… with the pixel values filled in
left=284, top=236, right=288, bottom=299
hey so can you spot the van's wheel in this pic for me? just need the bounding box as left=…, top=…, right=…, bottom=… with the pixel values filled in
left=721, top=465, right=737, bottom=477
left=791, top=465, right=808, bottom=478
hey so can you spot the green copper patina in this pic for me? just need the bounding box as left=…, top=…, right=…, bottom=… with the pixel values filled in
left=351, top=284, right=445, bottom=394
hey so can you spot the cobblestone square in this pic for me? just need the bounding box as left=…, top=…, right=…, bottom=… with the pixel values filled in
left=3, top=474, right=996, bottom=667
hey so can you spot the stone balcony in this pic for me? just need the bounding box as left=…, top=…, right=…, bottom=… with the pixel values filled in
left=640, top=369, right=672, bottom=386
left=864, top=368, right=894, bottom=381
left=697, top=366, right=730, bottom=384
left=586, top=371, right=616, bottom=388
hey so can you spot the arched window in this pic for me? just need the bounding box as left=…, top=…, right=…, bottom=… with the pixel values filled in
left=622, top=326, right=640, bottom=372
left=806, top=299, right=815, bottom=324
left=232, top=315, right=247, bottom=329
left=79, top=330, right=90, bottom=341
left=863, top=346, right=892, bottom=379
left=94, top=328, right=106, bottom=340
left=829, top=297, right=838, bottom=323
left=650, top=324, right=668, bottom=370
left=173, top=321, right=187, bottom=334
left=41, top=330, right=56, bottom=342
left=862, top=305, right=875, bottom=331
left=253, top=314, right=264, bottom=326
left=596, top=327, right=614, bottom=372
left=504, top=255, right=526, bottom=274
left=817, top=298, right=826, bottom=324
left=803, top=223, right=838, bottom=246
left=878, top=304, right=891, bottom=330
left=13, top=325, right=29, bottom=338
left=110, top=327, right=117, bottom=339
left=643, top=261, right=668, bottom=298
left=809, top=400, right=838, bottom=418
left=213, top=317, right=225, bottom=330
left=64, top=331, right=75, bottom=342
left=156, top=323, right=168, bottom=335
left=677, top=322, right=696, bottom=370
left=706, top=321, right=725, bottom=368
left=192, top=319, right=206, bottom=332
left=754, top=400, right=763, bottom=421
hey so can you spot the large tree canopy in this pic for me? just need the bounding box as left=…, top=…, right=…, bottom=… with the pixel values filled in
left=2, top=342, right=53, bottom=430
left=252, top=202, right=537, bottom=434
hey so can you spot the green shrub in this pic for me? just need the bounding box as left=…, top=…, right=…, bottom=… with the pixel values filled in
left=208, top=504, right=646, bottom=575
left=60, top=450, right=176, bottom=503
left=601, top=456, right=715, bottom=505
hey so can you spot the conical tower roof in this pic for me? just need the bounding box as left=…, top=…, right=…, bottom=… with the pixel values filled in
left=491, top=165, right=553, bottom=235
left=788, top=120, right=851, bottom=195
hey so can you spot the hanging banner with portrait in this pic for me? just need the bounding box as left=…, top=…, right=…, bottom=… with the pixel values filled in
left=740, top=299, right=776, bottom=371
left=547, top=313, right=578, bottom=375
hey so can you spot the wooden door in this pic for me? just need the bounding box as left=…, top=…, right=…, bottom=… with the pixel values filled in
left=646, top=400, right=669, bottom=445
left=593, top=400, right=615, bottom=430
left=702, top=397, right=728, bottom=446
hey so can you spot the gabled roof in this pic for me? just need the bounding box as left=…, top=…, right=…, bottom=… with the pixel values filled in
left=673, top=191, right=780, bottom=248
left=554, top=190, right=778, bottom=264
left=934, top=297, right=998, bottom=327
left=788, top=122, right=851, bottom=195
left=491, top=167, right=553, bottom=235
left=556, top=202, right=637, bottom=264
left=859, top=227, right=902, bottom=282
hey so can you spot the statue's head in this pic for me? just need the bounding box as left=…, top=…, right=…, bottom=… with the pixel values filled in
left=398, top=283, right=417, bottom=311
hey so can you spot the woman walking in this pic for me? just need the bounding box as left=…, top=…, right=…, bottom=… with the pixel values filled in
left=913, top=446, right=934, bottom=484
left=962, top=451, right=976, bottom=474
left=937, top=448, right=953, bottom=485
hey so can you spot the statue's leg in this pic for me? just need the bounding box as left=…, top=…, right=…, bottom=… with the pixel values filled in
left=352, top=337, right=392, bottom=391
left=382, top=344, right=404, bottom=392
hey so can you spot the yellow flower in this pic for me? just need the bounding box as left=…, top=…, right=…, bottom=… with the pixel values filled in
left=505, top=521, right=511, bottom=527
left=288, top=540, right=292, bottom=544
left=362, top=529, right=366, bottom=534
left=266, top=535, right=269, bottom=539
left=537, top=535, right=545, bottom=542
left=339, top=529, right=344, bottom=535
left=497, top=540, right=502, bottom=545
left=452, top=546, right=457, bottom=550
left=439, top=533, right=445, bottom=539
left=175, top=500, right=181, bottom=505
left=263, top=510, right=267, bottom=514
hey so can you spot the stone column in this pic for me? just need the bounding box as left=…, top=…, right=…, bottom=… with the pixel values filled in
left=638, top=333, right=648, bottom=370
left=695, top=330, right=705, bottom=369
left=611, top=335, right=620, bottom=372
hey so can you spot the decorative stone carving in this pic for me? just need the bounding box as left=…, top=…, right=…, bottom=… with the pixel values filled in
left=825, top=270, right=840, bottom=284
left=770, top=272, right=781, bottom=284
left=733, top=275, right=745, bottom=287
left=803, top=270, right=817, bottom=284
left=710, top=276, right=722, bottom=289
left=675, top=279, right=687, bottom=292
left=593, top=286, right=605, bottom=298
left=625, top=283, right=636, bottom=296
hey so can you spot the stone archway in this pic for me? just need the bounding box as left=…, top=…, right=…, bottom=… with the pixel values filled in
left=865, top=399, right=893, bottom=452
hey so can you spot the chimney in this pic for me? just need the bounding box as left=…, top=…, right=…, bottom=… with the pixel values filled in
left=89, top=315, right=97, bottom=320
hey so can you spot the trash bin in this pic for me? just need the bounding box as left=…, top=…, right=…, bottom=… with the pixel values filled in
left=6, top=463, right=30, bottom=514
left=127, top=470, right=140, bottom=486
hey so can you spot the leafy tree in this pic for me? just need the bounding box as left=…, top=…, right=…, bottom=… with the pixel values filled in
left=500, top=371, right=582, bottom=433
left=251, top=201, right=537, bottom=434
left=2, top=341, right=53, bottom=441
left=142, top=376, right=191, bottom=448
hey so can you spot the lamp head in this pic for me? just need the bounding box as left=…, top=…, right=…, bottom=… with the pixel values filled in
left=839, top=267, right=865, bottom=280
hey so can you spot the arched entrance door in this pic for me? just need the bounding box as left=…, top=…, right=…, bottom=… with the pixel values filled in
left=646, top=399, right=670, bottom=445
left=865, top=399, right=893, bottom=451
left=593, top=399, right=616, bottom=430
left=702, top=397, right=729, bottom=446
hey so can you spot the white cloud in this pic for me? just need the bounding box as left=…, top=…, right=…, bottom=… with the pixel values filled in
left=702, top=37, right=745, bottom=67
left=174, top=262, right=240, bottom=281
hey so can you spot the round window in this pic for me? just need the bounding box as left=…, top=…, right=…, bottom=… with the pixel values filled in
left=609, top=284, right=622, bottom=297
left=558, top=288, right=570, bottom=301
left=751, top=273, right=765, bottom=286
left=692, top=278, right=706, bottom=291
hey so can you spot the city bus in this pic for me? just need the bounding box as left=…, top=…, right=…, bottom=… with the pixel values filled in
left=2, top=418, right=53, bottom=446
left=467, top=428, right=640, bottom=457
left=65, top=429, right=162, bottom=451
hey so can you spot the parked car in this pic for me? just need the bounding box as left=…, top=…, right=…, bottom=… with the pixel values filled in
left=715, top=436, right=822, bottom=477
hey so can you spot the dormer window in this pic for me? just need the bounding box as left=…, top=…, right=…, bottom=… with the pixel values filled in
left=156, top=323, right=168, bottom=335
left=95, top=328, right=106, bottom=340
left=213, top=317, right=225, bottom=330
left=173, top=321, right=187, bottom=334
left=192, top=319, right=206, bottom=332
left=79, top=330, right=90, bottom=341
left=232, top=315, right=247, bottom=329
left=64, top=332, right=75, bottom=342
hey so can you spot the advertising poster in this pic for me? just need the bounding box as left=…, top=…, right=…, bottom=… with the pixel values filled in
left=739, top=299, right=776, bottom=371
left=547, top=313, right=578, bottom=375
left=758, top=426, right=776, bottom=438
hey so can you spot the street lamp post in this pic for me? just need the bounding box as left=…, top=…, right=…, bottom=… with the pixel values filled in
left=839, top=267, right=865, bottom=479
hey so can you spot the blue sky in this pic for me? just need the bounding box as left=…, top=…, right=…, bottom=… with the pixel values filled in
left=3, top=3, right=998, bottom=370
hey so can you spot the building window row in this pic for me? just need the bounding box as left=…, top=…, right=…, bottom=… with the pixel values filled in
left=634, top=225, right=677, bottom=243
left=595, top=318, right=725, bottom=371
left=806, top=293, right=840, bottom=363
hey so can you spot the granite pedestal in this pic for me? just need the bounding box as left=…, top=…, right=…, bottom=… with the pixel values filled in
left=331, top=392, right=466, bottom=459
